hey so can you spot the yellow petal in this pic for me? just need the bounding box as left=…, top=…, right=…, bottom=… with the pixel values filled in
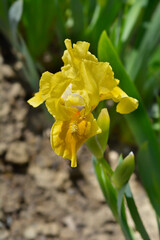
left=79, top=61, right=100, bottom=108
left=50, top=112, right=101, bottom=167
left=27, top=92, right=44, bottom=107
left=50, top=72, right=71, bottom=98
left=77, top=60, right=117, bottom=110
left=46, top=97, right=77, bottom=120
left=104, top=86, right=139, bottom=114
left=28, top=71, right=71, bottom=111
left=110, top=86, right=127, bottom=102
left=62, top=39, right=98, bottom=66
left=61, top=64, right=77, bottom=79
left=43, top=72, right=76, bottom=119
left=65, top=94, right=85, bottom=108
left=61, top=39, right=118, bottom=111
left=64, top=39, right=72, bottom=51
left=73, top=41, right=98, bottom=62
left=39, top=71, right=54, bottom=99
left=116, top=97, right=139, bottom=114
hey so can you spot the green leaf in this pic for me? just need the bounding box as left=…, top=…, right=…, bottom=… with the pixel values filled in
left=93, top=157, right=136, bottom=239
left=0, top=0, right=10, bottom=38
left=22, top=0, right=57, bottom=58
left=117, top=184, right=127, bottom=217
left=93, top=156, right=117, bottom=217
left=9, top=0, right=23, bottom=41
left=137, top=143, right=160, bottom=215
left=115, top=155, right=150, bottom=239
left=85, top=0, right=124, bottom=50
left=98, top=31, right=160, bottom=216
left=125, top=184, right=151, bottom=240
left=70, top=0, right=84, bottom=37
left=127, top=2, right=160, bottom=88
left=18, top=36, right=39, bottom=91
left=121, top=0, right=148, bottom=43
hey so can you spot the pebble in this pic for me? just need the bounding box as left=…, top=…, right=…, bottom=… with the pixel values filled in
left=0, top=143, right=7, bottom=155
left=1, top=64, right=15, bottom=78
left=5, top=141, right=29, bottom=164
left=9, top=82, right=25, bottom=99
left=24, top=222, right=60, bottom=239
left=0, top=230, right=9, bottom=239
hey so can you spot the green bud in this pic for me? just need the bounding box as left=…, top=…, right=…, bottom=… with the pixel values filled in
left=86, top=108, right=110, bottom=159
left=111, top=152, right=135, bottom=190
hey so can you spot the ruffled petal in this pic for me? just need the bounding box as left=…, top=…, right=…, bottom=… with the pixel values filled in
left=62, top=39, right=118, bottom=111
left=50, top=112, right=101, bottom=167
left=81, top=60, right=117, bottom=103
left=62, top=39, right=98, bottom=66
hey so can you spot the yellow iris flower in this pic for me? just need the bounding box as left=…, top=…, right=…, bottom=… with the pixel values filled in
left=28, top=39, right=138, bottom=167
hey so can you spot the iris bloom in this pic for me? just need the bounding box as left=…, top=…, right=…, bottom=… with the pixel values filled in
left=28, top=39, right=138, bottom=167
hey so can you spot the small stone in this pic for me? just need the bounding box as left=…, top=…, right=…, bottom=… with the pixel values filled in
left=0, top=143, right=7, bottom=155
left=12, top=105, right=28, bottom=122
left=5, top=141, right=29, bottom=164
left=24, top=223, right=60, bottom=239
left=0, top=123, right=24, bottom=143
left=24, top=226, right=37, bottom=239
left=60, top=228, right=76, bottom=239
left=37, top=222, right=60, bottom=236
left=14, top=61, right=23, bottom=71
left=63, top=215, right=76, bottom=231
left=28, top=165, right=69, bottom=189
left=2, top=64, right=15, bottom=78
left=0, top=103, right=10, bottom=119
left=28, top=166, right=54, bottom=188
left=0, top=230, right=9, bottom=239
left=9, top=82, right=25, bottom=99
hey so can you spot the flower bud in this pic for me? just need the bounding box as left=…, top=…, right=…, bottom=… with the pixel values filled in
left=111, top=152, right=135, bottom=190
left=86, top=108, right=110, bottom=158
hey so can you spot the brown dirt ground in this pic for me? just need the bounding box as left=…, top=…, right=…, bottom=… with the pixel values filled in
left=0, top=42, right=158, bottom=240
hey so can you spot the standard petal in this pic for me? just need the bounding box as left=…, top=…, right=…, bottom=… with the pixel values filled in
left=74, top=60, right=117, bottom=110
left=78, top=61, right=100, bottom=108
left=27, top=92, right=44, bottom=107
left=50, top=112, right=101, bottom=167
left=50, top=72, right=71, bottom=98
left=39, top=71, right=55, bottom=99
left=62, top=39, right=98, bottom=65
left=46, top=97, right=77, bottom=120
